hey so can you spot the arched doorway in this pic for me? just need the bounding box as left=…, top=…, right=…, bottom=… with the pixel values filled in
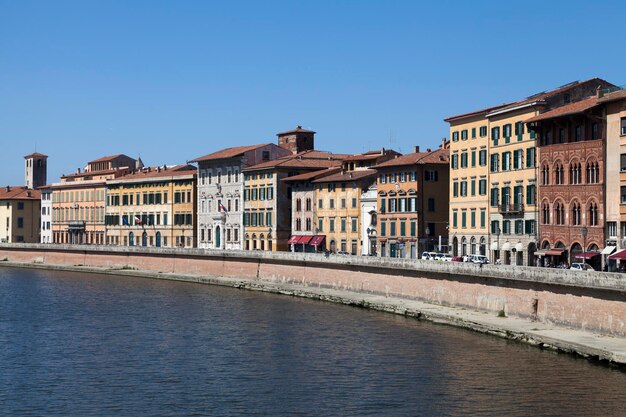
left=260, top=234, right=265, bottom=251
left=470, top=237, right=477, bottom=255
left=245, top=234, right=250, bottom=250
left=142, top=231, right=148, bottom=247
left=129, top=231, right=134, bottom=246
left=479, top=237, right=486, bottom=256
left=461, top=237, right=467, bottom=256
left=330, top=239, right=336, bottom=253
left=215, top=226, right=221, bottom=248
left=527, top=242, right=536, bottom=266
left=267, top=239, right=272, bottom=252
left=570, top=242, right=582, bottom=265
left=252, top=234, right=257, bottom=250
left=452, top=237, right=458, bottom=256
left=156, top=232, right=161, bottom=247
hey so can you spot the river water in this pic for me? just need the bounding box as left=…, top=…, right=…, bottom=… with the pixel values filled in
left=0, top=267, right=625, bottom=416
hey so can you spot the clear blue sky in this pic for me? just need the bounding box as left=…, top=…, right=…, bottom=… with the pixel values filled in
left=1, top=0, right=624, bottom=185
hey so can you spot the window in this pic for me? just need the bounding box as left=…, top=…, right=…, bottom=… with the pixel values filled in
left=479, top=126, right=487, bottom=137
left=542, top=202, right=550, bottom=224
left=351, top=218, right=357, bottom=232
left=490, top=187, right=499, bottom=207
left=502, top=152, right=511, bottom=171
left=555, top=162, right=564, bottom=185
left=621, top=117, right=626, bottom=136
left=380, top=221, right=386, bottom=236
left=318, top=199, right=323, bottom=209
left=461, top=211, right=467, bottom=228
left=479, top=178, right=487, bottom=195
left=380, top=197, right=386, bottom=213
left=571, top=201, right=581, bottom=226
left=480, top=209, right=486, bottom=228
left=526, top=184, right=536, bottom=205
left=390, top=221, right=396, bottom=236
left=491, top=126, right=500, bottom=145
left=525, top=220, right=535, bottom=235
left=526, top=148, right=535, bottom=168
left=461, top=130, right=468, bottom=140
left=513, top=149, right=523, bottom=170
left=17, top=202, right=24, bottom=210
left=586, top=161, right=599, bottom=183
left=491, top=220, right=499, bottom=234
left=470, top=210, right=476, bottom=228
left=453, top=182, right=458, bottom=198
left=503, top=220, right=510, bottom=234
left=341, top=198, right=346, bottom=208
left=428, top=198, right=435, bottom=212
left=351, top=198, right=357, bottom=208
left=471, top=127, right=476, bottom=138
left=425, top=170, right=439, bottom=181
left=318, top=218, right=323, bottom=232
left=460, top=181, right=467, bottom=197
left=471, top=150, right=476, bottom=167
left=452, top=131, right=459, bottom=142
left=554, top=201, right=565, bottom=225
left=341, top=218, right=346, bottom=232
left=262, top=151, right=270, bottom=161
left=490, top=154, right=499, bottom=172
left=622, top=186, right=626, bottom=204
left=17, top=217, right=24, bottom=228
left=451, top=154, right=458, bottom=169
left=592, top=123, right=599, bottom=140
left=515, top=121, right=524, bottom=141
left=515, top=220, right=524, bottom=235
left=608, top=221, right=617, bottom=237
left=400, top=221, right=406, bottom=236
left=479, top=149, right=487, bottom=166
left=503, top=124, right=512, bottom=142
left=588, top=201, right=598, bottom=226
left=452, top=211, right=458, bottom=228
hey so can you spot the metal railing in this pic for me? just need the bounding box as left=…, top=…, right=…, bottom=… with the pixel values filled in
left=499, top=203, right=524, bottom=214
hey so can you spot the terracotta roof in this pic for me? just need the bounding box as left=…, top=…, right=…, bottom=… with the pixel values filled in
left=277, top=125, right=316, bottom=135
left=114, top=165, right=196, bottom=181
left=597, top=89, right=626, bottom=104
left=243, top=150, right=344, bottom=171
left=343, top=149, right=400, bottom=162
left=525, top=96, right=599, bottom=123
left=24, top=152, right=47, bottom=158
left=62, top=168, right=119, bottom=179
left=373, top=148, right=450, bottom=168
left=311, top=169, right=377, bottom=183
left=282, top=167, right=341, bottom=182
left=0, top=186, right=41, bottom=200
left=189, top=144, right=271, bottom=163
left=445, top=78, right=613, bottom=122
left=88, top=154, right=126, bottom=164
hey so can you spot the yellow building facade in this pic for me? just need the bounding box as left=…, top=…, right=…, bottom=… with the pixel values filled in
left=105, top=165, right=197, bottom=248
left=0, top=186, right=41, bottom=243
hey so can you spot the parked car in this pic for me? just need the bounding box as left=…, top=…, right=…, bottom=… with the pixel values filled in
left=421, top=251, right=431, bottom=260
left=434, top=253, right=445, bottom=261
left=451, top=256, right=464, bottom=262
left=570, top=263, right=594, bottom=271
left=440, top=254, right=453, bottom=262
left=469, top=255, right=489, bottom=264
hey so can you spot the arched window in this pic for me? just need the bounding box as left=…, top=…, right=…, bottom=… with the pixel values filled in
left=296, top=219, right=302, bottom=231
left=542, top=202, right=550, bottom=224
left=305, top=198, right=312, bottom=211
left=586, top=160, right=600, bottom=184
left=571, top=201, right=581, bottom=225
left=588, top=201, right=598, bottom=226
left=554, top=162, right=564, bottom=185
left=541, top=163, right=550, bottom=185
left=569, top=161, right=581, bottom=185
left=554, top=201, right=564, bottom=225
left=296, top=198, right=302, bottom=211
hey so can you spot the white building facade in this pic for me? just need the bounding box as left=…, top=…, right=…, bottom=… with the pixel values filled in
left=191, top=144, right=291, bottom=250
left=360, top=183, right=377, bottom=256
left=40, top=186, right=52, bottom=243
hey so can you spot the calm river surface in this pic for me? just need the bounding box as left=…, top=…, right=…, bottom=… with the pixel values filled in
left=1, top=267, right=625, bottom=416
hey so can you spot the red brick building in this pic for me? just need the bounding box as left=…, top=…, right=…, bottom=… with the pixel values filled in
left=528, top=94, right=607, bottom=266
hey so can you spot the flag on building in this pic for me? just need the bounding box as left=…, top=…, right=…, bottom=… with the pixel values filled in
left=134, top=215, right=142, bottom=225
left=219, top=202, right=228, bottom=213
left=122, top=216, right=129, bottom=226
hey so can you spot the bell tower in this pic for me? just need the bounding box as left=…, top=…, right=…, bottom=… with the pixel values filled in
left=24, top=152, right=47, bottom=189
left=277, top=125, right=315, bottom=154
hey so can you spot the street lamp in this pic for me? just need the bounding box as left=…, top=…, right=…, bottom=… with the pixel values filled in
left=495, top=224, right=501, bottom=263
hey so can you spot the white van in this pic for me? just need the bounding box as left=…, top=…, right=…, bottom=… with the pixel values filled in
left=469, top=255, right=489, bottom=264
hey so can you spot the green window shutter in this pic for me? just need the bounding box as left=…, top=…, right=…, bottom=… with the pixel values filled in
left=410, top=222, right=416, bottom=236
left=472, top=128, right=476, bottom=138
left=471, top=151, right=476, bottom=167
left=453, top=212, right=457, bottom=228
left=400, top=222, right=406, bottom=236
left=480, top=210, right=486, bottom=227
left=491, top=220, right=497, bottom=234
left=461, top=212, right=466, bottom=228
left=453, top=182, right=458, bottom=197
left=381, top=222, right=386, bottom=236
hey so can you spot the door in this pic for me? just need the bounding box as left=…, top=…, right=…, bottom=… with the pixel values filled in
left=142, top=232, right=147, bottom=247
left=390, top=243, right=397, bottom=258
left=129, top=232, right=134, bottom=246
left=156, top=232, right=161, bottom=247
left=215, top=226, right=221, bottom=249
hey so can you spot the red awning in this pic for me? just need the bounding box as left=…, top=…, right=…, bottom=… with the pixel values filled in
left=546, top=248, right=565, bottom=256
left=575, top=251, right=600, bottom=260
left=609, top=249, right=626, bottom=260
left=288, top=235, right=300, bottom=244
left=310, top=235, right=325, bottom=246
left=299, top=235, right=313, bottom=245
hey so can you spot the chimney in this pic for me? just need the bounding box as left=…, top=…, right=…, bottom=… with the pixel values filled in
left=77, top=168, right=81, bottom=174
left=597, top=85, right=604, bottom=98
left=426, top=148, right=431, bottom=152
left=6, top=186, right=10, bottom=192
left=381, top=147, right=385, bottom=155
left=442, top=137, right=447, bottom=149
left=413, top=146, right=420, bottom=153
left=27, top=191, right=31, bottom=197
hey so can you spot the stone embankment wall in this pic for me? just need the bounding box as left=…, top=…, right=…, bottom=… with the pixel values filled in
left=1, top=243, right=625, bottom=336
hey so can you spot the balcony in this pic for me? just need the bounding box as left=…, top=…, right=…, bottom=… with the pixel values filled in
left=499, top=203, right=524, bottom=214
